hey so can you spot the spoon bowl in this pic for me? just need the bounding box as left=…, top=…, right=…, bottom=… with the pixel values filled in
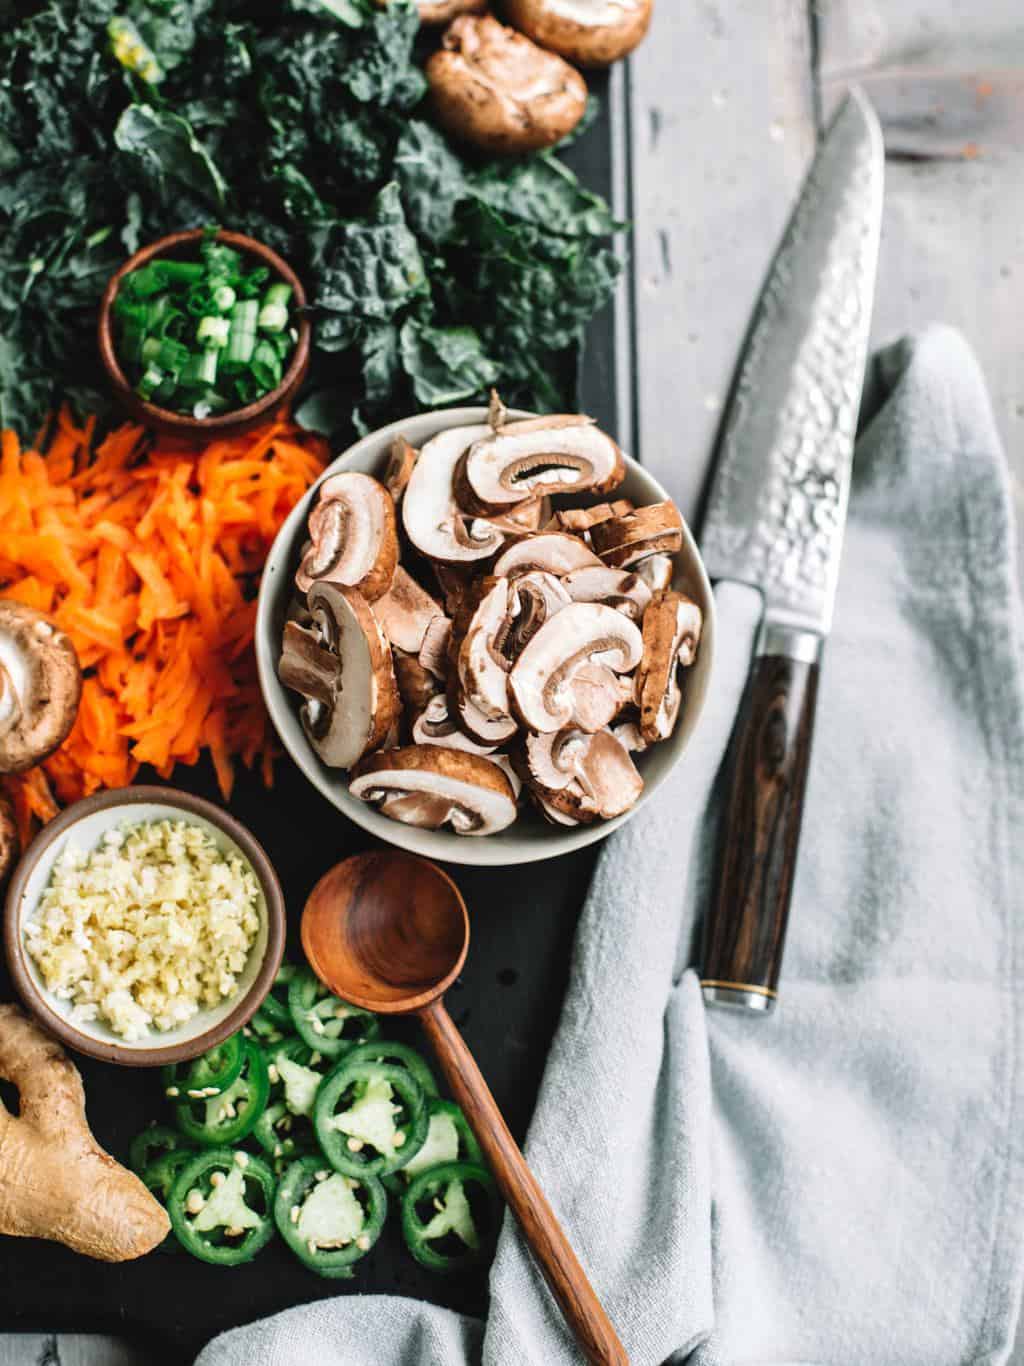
left=302, top=850, right=627, bottom=1366
left=301, top=851, right=467, bottom=1013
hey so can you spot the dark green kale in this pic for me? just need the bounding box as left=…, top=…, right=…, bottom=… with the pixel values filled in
left=0, top=0, right=621, bottom=440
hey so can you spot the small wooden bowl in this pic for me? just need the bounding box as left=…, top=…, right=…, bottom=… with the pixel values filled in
left=3, top=786, right=286, bottom=1067
left=98, top=229, right=311, bottom=438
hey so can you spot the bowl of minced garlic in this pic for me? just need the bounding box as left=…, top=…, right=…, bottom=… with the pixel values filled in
left=4, top=787, right=285, bottom=1065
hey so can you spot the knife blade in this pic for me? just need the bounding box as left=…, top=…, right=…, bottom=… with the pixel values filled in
left=698, top=88, right=884, bottom=1013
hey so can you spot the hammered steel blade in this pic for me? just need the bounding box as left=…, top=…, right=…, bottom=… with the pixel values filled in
left=701, top=88, right=884, bottom=637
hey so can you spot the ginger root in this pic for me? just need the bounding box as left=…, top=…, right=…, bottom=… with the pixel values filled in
left=0, top=1004, right=169, bottom=1260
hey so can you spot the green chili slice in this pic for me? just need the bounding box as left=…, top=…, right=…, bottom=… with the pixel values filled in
left=266, top=1036, right=333, bottom=1118
left=252, top=1100, right=316, bottom=1168
left=384, top=1098, right=484, bottom=1196
left=161, top=1032, right=245, bottom=1103
left=401, top=1161, right=498, bottom=1274
left=341, top=1040, right=439, bottom=1099
left=314, top=1058, right=427, bottom=1179
left=259, top=962, right=300, bottom=1028
left=274, top=1156, right=386, bottom=1279
left=129, top=1123, right=187, bottom=1177
left=174, top=1037, right=269, bottom=1147
left=169, top=1149, right=276, bottom=1266
left=288, top=969, right=380, bottom=1060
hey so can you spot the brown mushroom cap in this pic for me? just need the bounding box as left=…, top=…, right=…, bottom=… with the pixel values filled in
left=419, top=0, right=487, bottom=24
left=349, top=745, right=518, bottom=835
left=509, top=600, right=643, bottom=733
left=456, top=415, right=624, bottom=512
left=635, top=590, right=703, bottom=743
left=502, top=0, right=654, bottom=67
left=426, top=13, right=588, bottom=155
left=0, top=602, right=82, bottom=775
left=555, top=499, right=634, bottom=537
left=590, top=499, right=684, bottom=569
left=296, top=472, right=398, bottom=601
left=383, top=436, right=419, bottom=505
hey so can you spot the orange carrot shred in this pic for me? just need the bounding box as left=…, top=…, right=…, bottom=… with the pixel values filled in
left=0, top=406, right=327, bottom=838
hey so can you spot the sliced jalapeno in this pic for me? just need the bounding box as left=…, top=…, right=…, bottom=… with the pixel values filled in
left=142, top=1146, right=198, bottom=1203
left=384, top=1099, right=483, bottom=1194
left=401, top=1161, right=498, bottom=1274
left=274, top=1155, right=387, bottom=1279
left=265, top=1036, right=333, bottom=1118
left=341, top=1040, right=439, bottom=1098
left=129, top=1123, right=187, bottom=1177
left=169, top=1148, right=276, bottom=1266
left=259, top=962, right=300, bottom=1028
left=288, top=969, right=380, bottom=1059
left=314, top=1059, right=428, bottom=1178
left=252, top=1100, right=316, bottom=1168
left=161, top=1033, right=245, bottom=1102
left=246, top=1003, right=290, bottom=1046
left=174, top=1038, right=269, bottom=1147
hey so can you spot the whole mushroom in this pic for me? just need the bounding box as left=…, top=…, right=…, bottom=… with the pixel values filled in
left=502, top=0, right=654, bottom=67
left=0, top=602, right=82, bottom=774
left=426, top=13, right=588, bottom=154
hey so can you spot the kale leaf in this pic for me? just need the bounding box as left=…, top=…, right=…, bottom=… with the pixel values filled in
left=0, top=0, right=623, bottom=440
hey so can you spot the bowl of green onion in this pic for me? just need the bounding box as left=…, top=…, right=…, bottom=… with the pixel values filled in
left=98, top=227, right=310, bottom=436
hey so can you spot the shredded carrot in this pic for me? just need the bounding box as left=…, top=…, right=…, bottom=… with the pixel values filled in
left=0, top=408, right=327, bottom=837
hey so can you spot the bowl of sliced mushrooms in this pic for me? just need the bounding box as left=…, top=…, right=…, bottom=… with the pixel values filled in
left=255, top=398, right=714, bottom=866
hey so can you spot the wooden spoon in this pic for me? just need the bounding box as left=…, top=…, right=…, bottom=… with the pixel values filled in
left=302, top=850, right=629, bottom=1366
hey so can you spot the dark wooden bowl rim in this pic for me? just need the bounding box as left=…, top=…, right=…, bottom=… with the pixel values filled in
left=97, top=228, right=311, bottom=437
left=2, top=785, right=286, bottom=1067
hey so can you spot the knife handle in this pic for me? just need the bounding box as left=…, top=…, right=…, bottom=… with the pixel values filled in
left=700, top=624, right=821, bottom=1012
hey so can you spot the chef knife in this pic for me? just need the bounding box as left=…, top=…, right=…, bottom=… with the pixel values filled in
left=698, top=88, right=884, bottom=1012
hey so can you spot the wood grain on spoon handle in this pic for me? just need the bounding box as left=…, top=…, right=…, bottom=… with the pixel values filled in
left=420, top=1001, right=629, bottom=1366
left=701, top=652, right=819, bottom=999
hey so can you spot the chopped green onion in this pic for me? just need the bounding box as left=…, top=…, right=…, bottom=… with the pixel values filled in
left=136, top=364, right=166, bottom=401
left=182, top=349, right=219, bottom=388
left=201, top=239, right=243, bottom=277
left=250, top=339, right=283, bottom=391
left=213, top=284, right=237, bottom=313
left=223, top=300, right=258, bottom=371
left=197, top=315, right=230, bottom=350
left=258, top=282, right=292, bottom=333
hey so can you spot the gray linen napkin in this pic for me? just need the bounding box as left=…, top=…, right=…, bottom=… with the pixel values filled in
left=197, top=326, right=1024, bottom=1366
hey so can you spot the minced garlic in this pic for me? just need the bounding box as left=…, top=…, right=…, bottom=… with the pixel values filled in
left=24, top=819, right=260, bottom=1041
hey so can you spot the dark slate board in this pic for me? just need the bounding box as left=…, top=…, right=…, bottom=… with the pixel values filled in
left=0, top=79, right=625, bottom=1363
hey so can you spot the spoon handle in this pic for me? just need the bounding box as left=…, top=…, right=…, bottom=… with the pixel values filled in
left=420, top=1000, right=629, bottom=1366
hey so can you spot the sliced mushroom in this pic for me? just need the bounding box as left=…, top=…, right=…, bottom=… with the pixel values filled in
left=374, top=566, right=446, bottom=657
left=0, top=602, right=82, bottom=774
left=418, top=614, right=452, bottom=679
left=456, top=415, right=624, bottom=512
left=562, top=566, right=651, bottom=622
left=0, top=791, right=18, bottom=892
left=383, top=436, right=418, bottom=505
left=555, top=499, right=634, bottom=538
left=411, top=694, right=498, bottom=757
left=402, top=424, right=505, bottom=565
left=483, top=495, right=550, bottom=535
left=419, top=0, right=487, bottom=25
left=451, top=688, right=520, bottom=747
left=590, top=500, right=684, bottom=570
left=635, top=590, right=704, bottom=744
left=521, top=727, right=643, bottom=823
left=296, top=472, right=398, bottom=602
left=611, top=714, right=649, bottom=753
left=489, top=753, right=523, bottom=800
left=426, top=13, right=588, bottom=155
left=430, top=563, right=477, bottom=618
left=278, top=585, right=399, bottom=769
left=451, top=578, right=517, bottom=724
left=392, top=650, right=440, bottom=717
left=634, top=553, right=675, bottom=594
left=492, top=532, right=602, bottom=580
left=502, top=0, right=653, bottom=67
left=350, top=747, right=518, bottom=836
left=506, top=571, right=571, bottom=653
left=509, top=601, right=643, bottom=733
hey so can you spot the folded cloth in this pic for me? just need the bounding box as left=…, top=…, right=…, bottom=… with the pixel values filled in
left=196, top=327, right=1024, bottom=1366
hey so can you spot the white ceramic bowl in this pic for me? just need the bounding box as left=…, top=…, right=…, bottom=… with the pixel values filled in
left=3, top=787, right=286, bottom=1065
left=255, top=408, right=715, bottom=867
